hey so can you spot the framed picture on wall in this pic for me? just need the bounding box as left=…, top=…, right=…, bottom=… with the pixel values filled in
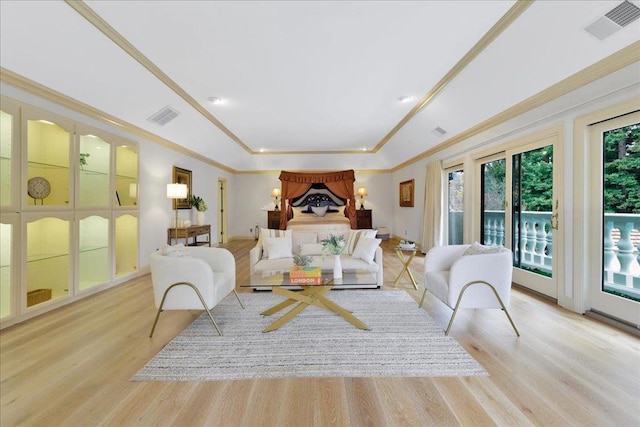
left=399, top=179, right=414, bottom=207
left=172, top=166, right=192, bottom=209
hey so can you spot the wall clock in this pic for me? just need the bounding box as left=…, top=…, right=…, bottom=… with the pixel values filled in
left=27, top=176, right=51, bottom=204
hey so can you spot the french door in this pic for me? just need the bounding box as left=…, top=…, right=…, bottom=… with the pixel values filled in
left=478, top=133, right=560, bottom=299
left=587, top=112, right=639, bottom=325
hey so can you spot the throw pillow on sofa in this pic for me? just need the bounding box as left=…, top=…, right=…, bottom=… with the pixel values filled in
left=264, top=236, right=293, bottom=259
left=351, top=237, right=381, bottom=264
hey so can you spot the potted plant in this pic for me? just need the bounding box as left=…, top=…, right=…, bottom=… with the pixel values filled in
left=189, top=195, right=207, bottom=225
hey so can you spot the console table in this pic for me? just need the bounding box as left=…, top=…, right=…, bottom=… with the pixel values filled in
left=167, top=224, right=211, bottom=246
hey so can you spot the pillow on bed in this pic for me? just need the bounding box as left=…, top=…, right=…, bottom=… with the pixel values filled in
left=263, top=237, right=293, bottom=259
left=311, top=205, right=328, bottom=217
left=351, top=237, right=381, bottom=264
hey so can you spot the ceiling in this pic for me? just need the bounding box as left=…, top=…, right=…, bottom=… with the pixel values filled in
left=1, top=1, right=639, bottom=172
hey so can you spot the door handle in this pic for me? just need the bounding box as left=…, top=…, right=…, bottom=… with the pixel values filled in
left=550, top=213, right=558, bottom=230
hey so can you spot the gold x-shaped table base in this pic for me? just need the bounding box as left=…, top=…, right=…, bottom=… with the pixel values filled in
left=393, top=248, right=419, bottom=290
left=261, top=285, right=370, bottom=332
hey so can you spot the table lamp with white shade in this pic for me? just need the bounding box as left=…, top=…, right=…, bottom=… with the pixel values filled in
left=271, top=188, right=281, bottom=211
left=357, top=187, right=368, bottom=210
left=167, top=183, right=188, bottom=242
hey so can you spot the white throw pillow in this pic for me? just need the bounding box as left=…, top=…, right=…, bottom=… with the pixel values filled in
left=264, top=236, right=293, bottom=259
left=259, top=229, right=292, bottom=258
left=311, top=205, right=328, bottom=217
left=299, top=243, right=325, bottom=256
left=463, top=241, right=501, bottom=256
left=291, top=231, right=318, bottom=254
left=344, top=229, right=378, bottom=255
left=351, top=237, right=381, bottom=264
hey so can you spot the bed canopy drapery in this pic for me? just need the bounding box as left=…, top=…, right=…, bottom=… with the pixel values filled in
left=278, top=170, right=357, bottom=229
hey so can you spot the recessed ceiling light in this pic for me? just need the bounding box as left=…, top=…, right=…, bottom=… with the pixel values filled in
left=259, top=148, right=265, bottom=152
left=398, top=96, right=414, bottom=103
left=208, top=97, right=223, bottom=105
left=361, top=148, right=368, bottom=151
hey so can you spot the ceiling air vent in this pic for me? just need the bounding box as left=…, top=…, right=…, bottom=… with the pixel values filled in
left=584, top=1, right=640, bottom=41
left=147, top=106, right=180, bottom=126
left=431, top=126, right=447, bottom=137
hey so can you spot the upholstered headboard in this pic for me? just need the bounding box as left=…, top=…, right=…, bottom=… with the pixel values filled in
left=291, top=183, right=346, bottom=210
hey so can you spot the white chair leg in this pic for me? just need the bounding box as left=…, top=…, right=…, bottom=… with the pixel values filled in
left=149, top=281, right=223, bottom=338
left=445, top=280, right=520, bottom=337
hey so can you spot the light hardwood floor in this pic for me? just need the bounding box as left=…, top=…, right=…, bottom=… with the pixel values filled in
left=1, top=238, right=638, bottom=426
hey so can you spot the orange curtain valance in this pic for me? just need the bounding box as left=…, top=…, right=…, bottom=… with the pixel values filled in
left=278, top=170, right=355, bottom=184
left=278, top=170, right=357, bottom=229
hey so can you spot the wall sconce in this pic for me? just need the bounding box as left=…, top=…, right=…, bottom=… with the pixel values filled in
left=357, top=187, right=368, bottom=210
left=271, top=188, right=281, bottom=211
left=167, top=183, right=188, bottom=241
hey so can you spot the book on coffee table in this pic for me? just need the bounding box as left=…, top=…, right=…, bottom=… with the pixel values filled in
left=289, top=266, right=322, bottom=285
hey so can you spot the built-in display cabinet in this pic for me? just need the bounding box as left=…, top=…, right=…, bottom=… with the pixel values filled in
left=0, top=96, right=139, bottom=327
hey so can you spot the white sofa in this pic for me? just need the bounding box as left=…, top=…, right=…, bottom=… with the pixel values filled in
left=249, top=229, right=383, bottom=288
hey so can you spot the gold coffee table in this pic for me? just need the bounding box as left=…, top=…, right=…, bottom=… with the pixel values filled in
left=244, top=270, right=376, bottom=332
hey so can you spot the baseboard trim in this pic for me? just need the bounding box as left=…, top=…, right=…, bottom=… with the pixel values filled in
left=585, top=310, right=639, bottom=337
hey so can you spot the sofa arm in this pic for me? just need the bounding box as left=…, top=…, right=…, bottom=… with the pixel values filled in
left=374, top=246, right=384, bottom=288
left=249, top=245, right=262, bottom=274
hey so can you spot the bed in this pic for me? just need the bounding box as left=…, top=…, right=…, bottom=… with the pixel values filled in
left=286, top=184, right=351, bottom=235
left=277, top=169, right=358, bottom=230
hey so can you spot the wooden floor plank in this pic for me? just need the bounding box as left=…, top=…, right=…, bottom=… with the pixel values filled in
left=1, top=238, right=638, bottom=426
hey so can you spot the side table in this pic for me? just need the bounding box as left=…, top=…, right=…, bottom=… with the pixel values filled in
left=393, top=246, right=419, bottom=289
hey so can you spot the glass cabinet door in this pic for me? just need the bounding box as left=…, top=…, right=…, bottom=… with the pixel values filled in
left=115, top=145, right=138, bottom=207
left=26, top=117, right=72, bottom=207
left=78, top=133, right=111, bottom=207
left=26, top=216, right=70, bottom=307
left=78, top=214, right=110, bottom=291
left=0, top=215, right=16, bottom=320
left=1, top=108, right=16, bottom=207
left=115, top=214, right=137, bottom=277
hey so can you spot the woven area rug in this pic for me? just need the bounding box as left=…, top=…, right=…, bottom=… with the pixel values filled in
left=132, top=291, right=487, bottom=381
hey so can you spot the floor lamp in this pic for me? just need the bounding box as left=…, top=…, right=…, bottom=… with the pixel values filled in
left=167, top=183, right=188, bottom=244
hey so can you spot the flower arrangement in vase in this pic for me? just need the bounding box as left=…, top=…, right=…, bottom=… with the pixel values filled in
left=321, top=234, right=346, bottom=279
left=190, top=195, right=207, bottom=225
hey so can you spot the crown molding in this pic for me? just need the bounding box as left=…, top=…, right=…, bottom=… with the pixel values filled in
left=65, top=0, right=253, bottom=155
left=374, top=1, right=533, bottom=153
left=391, top=42, right=640, bottom=172
left=0, top=67, right=237, bottom=174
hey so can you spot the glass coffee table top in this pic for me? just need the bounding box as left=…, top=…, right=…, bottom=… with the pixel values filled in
left=242, top=269, right=377, bottom=289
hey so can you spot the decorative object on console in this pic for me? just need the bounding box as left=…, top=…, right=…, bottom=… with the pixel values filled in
left=357, top=187, right=368, bottom=210
left=321, top=234, right=346, bottom=279
left=190, top=194, right=207, bottom=225
left=167, top=183, right=188, bottom=241
left=271, top=188, right=281, bottom=210
left=27, top=176, right=51, bottom=204
left=399, top=179, right=415, bottom=207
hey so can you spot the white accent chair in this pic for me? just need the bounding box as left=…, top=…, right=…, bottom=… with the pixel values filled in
left=149, top=246, right=244, bottom=337
left=419, top=244, right=519, bottom=336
